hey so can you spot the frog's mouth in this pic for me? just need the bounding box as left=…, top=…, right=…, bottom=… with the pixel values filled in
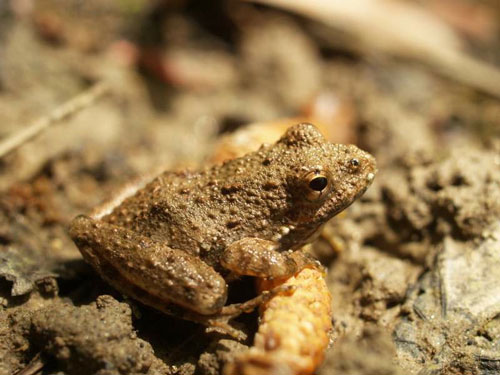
left=352, top=171, right=376, bottom=200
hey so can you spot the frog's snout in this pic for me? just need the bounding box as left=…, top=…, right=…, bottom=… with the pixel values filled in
left=365, top=156, right=377, bottom=183
left=360, top=149, right=377, bottom=182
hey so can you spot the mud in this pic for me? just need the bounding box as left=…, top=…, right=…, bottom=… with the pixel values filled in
left=0, top=1, right=499, bottom=375
left=31, top=296, right=169, bottom=375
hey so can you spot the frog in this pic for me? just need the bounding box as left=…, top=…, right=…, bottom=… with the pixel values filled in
left=69, top=123, right=376, bottom=335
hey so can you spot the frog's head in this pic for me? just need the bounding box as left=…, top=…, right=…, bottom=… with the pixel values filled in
left=276, top=123, right=377, bottom=247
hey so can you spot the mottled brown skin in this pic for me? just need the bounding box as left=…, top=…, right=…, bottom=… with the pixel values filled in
left=70, top=123, right=376, bottom=323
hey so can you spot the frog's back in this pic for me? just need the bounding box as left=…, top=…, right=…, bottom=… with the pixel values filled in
left=101, top=144, right=291, bottom=257
left=102, top=170, right=210, bottom=252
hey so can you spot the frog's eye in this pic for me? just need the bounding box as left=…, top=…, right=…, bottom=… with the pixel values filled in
left=304, top=170, right=332, bottom=201
left=309, top=176, right=328, bottom=191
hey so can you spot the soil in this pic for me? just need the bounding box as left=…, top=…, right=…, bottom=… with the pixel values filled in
left=0, top=1, right=499, bottom=375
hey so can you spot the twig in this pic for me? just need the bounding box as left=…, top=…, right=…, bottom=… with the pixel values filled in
left=14, top=353, right=44, bottom=375
left=0, top=81, right=110, bottom=159
left=247, top=0, right=500, bottom=98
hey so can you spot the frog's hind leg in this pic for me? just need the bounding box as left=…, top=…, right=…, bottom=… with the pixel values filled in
left=69, top=215, right=228, bottom=316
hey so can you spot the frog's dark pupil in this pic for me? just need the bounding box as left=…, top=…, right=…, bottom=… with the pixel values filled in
left=309, top=176, right=328, bottom=191
left=350, top=158, right=360, bottom=167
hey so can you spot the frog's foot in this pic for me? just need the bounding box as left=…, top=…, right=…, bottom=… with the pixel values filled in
left=219, top=284, right=296, bottom=316
left=202, top=284, right=296, bottom=340
left=204, top=320, right=248, bottom=341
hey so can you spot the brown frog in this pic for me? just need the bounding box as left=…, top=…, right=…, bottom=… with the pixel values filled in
left=69, top=123, right=376, bottom=333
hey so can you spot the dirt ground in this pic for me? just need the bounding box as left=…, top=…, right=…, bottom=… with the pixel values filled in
left=1, top=1, right=500, bottom=374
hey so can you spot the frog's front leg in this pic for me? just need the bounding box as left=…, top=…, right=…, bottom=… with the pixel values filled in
left=69, top=215, right=227, bottom=315
left=221, top=237, right=318, bottom=279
